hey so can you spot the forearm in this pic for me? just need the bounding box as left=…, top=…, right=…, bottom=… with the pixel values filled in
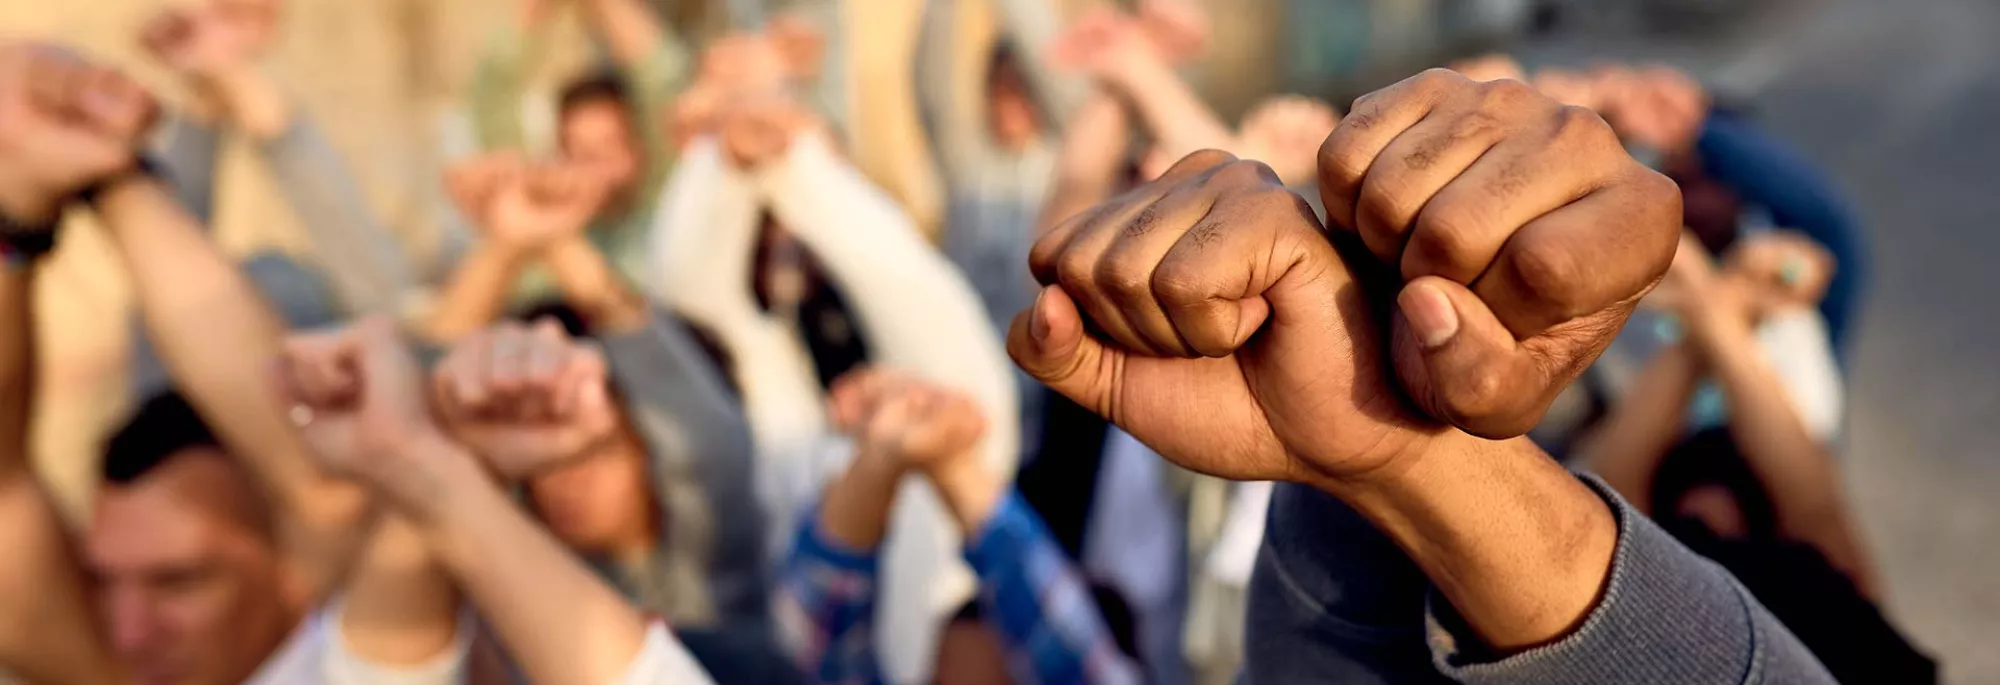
left=0, top=482, right=123, bottom=685
left=1038, top=91, right=1131, bottom=236
left=648, top=139, right=765, bottom=331
left=543, top=237, right=647, bottom=332
left=577, top=0, right=669, bottom=69
left=193, top=63, right=292, bottom=140
left=0, top=267, right=30, bottom=476
left=993, top=0, right=1091, bottom=128
left=405, top=434, right=651, bottom=685
left=98, top=179, right=371, bottom=599
left=424, top=245, right=529, bottom=341
left=338, top=517, right=464, bottom=667
left=924, top=455, right=1004, bottom=538
left=1698, top=321, right=1876, bottom=592
left=1106, top=59, right=1234, bottom=162
left=816, top=456, right=908, bottom=551
left=915, top=0, right=989, bottom=176
left=1575, top=342, right=1702, bottom=513
left=258, top=115, right=415, bottom=315
left=1331, top=435, right=1617, bottom=652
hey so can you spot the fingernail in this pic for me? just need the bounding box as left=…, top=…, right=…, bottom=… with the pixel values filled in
left=1401, top=282, right=1459, bottom=349
left=1030, top=289, right=1052, bottom=343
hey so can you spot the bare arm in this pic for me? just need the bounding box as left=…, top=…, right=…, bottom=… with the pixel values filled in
left=1574, top=342, right=1702, bottom=514
left=1098, top=43, right=1233, bottom=164
left=401, top=433, right=705, bottom=685
left=1690, top=298, right=1879, bottom=596
left=335, top=517, right=464, bottom=669
left=1036, top=90, right=1130, bottom=236
left=815, top=452, right=908, bottom=552
left=424, top=244, right=530, bottom=341
left=576, top=0, right=672, bottom=71
left=0, top=262, right=123, bottom=685
left=543, top=236, right=648, bottom=333
left=96, top=178, right=372, bottom=606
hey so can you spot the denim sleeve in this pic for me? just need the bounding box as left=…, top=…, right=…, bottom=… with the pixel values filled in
left=1695, top=112, right=1866, bottom=356
left=1245, top=476, right=1835, bottom=684
left=599, top=311, right=767, bottom=625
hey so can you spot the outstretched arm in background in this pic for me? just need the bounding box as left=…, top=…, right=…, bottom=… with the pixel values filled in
left=1036, top=91, right=1132, bottom=235
left=0, top=246, right=123, bottom=685
left=281, top=319, right=714, bottom=685
left=1055, top=9, right=1233, bottom=165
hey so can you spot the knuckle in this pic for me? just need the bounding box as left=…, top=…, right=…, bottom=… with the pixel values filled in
left=1055, top=250, right=1096, bottom=291
left=1411, top=67, right=1468, bottom=95
left=1207, top=159, right=1279, bottom=190
left=1410, top=203, right=1486, bottom=273
left=1094, top=253, right=1155, bottom=304
left=1550, top=104, right=1617, bottom=149
left=1151, top=262, right=1213, bottom=308
left=1475, top=78, right=1538, bottom=110
left=1508, top=237, right=1588, bottom=311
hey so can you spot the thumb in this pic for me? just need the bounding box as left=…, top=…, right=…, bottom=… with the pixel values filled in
left=1393, top=276, right=1564, bottom=439
left=1007, top=285, right=1115, bottom=416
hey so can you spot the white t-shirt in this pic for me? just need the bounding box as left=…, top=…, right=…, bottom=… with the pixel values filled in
left=610, top=622, right=718, bottom=685
left=243, top=600, right=473, bottom=685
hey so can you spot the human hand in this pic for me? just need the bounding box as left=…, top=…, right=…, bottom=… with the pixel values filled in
left=276, top=317, right=447, bottom=505
left=1594, top=64, right=1708, bottom=155
left=1012, top=147, right=1430, bottom=485
left=1235, top=95, right=1340, bottom=186
left=1052, top=8, right=1168, bottom=84
left=138, top=0, right=280, bottom=77
left=767, top=13, right=827, bottom=80
left=716, top=93, right=814, bottom=169
left=699, top=34, right=791, bottom=98
left=0, top=43, right=156, bottom=225
left=828, top=367, right=988, bottom=473
left=1318, top=69, right=1681, bottom=437
left=444, top=150, right=525, bottom=227
left=432, top=319, right=620, bottom=480
left=483, top=161, right=608, bottom=250
left=1137, top=0, right=1211, bottom=64
left=1725, top=230, right=1834, bottom=310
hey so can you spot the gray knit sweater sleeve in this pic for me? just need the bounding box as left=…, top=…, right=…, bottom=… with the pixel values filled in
left=1245, top=475, right=1833, bottom=684
left=598, top=311, right=768, bottom=625
left=258, top=115, right=415, bottom=316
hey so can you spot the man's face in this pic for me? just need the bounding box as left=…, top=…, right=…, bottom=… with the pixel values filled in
left=527, top=433, right=654, bottom=554
left=559, top=99, right=644, bottom=205
left=85, top=450, right=296, bottom=685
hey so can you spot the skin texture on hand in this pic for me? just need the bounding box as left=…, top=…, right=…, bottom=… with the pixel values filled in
left=0, top=43, right=157, bottom=222
left=276, top=316, right=447, bottom=509
left=432, top=320, right=621, bottom=480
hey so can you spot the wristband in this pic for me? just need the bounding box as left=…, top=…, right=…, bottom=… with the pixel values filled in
left=0, top=211, right=59, bottom=267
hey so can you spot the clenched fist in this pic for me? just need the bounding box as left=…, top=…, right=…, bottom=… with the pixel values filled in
left=484, top=161, right=608, bottom=248
left=0, top=44, right=157, bottom=224
left=828, top=367, right=989, bottom=471
left=138, top=0, right=281, bottom=77
left=1319, top=69, right=1680, bottom=437
left=432, top=320, right=620, bottom=480
left=1008, top=69, right=1680, bottom=489
left=276, top=317, right=440, bottom=503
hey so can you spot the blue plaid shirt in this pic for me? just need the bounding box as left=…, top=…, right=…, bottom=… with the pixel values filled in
left=778, top=492, right=1142, bottom=685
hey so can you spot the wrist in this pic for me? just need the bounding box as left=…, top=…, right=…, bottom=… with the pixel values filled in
left=379, top=428, right=492, bottom=520
left=0, top=175, right=63, bottom=227
left=922, top=453, right=1004, bottom=537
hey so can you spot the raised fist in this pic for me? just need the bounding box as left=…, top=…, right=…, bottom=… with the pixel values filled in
left=1051, top=8, right=1164, bottom=82
left=1594, top=64, right=1708, bottom=155
left=1318, top=68, right=1680, bottom=437
left=1137, top=0, right=1211, bottom=64
left=0, top=44, right=156, bottom=223
left=483, top=161, right=608, bottom=248
left=1724, top=230, right=1834, bottom=310
left=138, top=0, right=281, bottom=76
left=716, top=93, right=814, bottom=169
left=276, top=317, right=439, bottom=501
left=828, top=368, right=988, bottom=471
left=1235, top=95, right=1340, bottom=186
left=432, top=319, right=620, bottom=480
left=444, top=150, right=526, bottom=227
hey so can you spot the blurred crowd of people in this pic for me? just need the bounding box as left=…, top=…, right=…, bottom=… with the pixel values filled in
left=0, top=0, right=1939, bottom=683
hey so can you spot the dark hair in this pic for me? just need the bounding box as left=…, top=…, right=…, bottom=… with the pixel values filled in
left=558, top=71, right=634, bottom=118
left=517, top=299, right=595, bottom=340
left=102, top=391, right=222, bottom=485
left=1651, top=427, right=1779, bottom=541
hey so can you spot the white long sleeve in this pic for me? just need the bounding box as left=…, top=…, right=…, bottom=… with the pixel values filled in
left=753, top=133, right=1022, bottom=684
left=648, top=139, right=837, bottom=564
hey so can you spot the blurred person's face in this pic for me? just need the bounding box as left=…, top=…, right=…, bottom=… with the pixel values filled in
left=932, top=618, right=1012, bottom=685
left=560, top=98, right=644, bottom=208
left=85, top=450, right=297, bottom=685
left=527, top=425, right=656, bottom=555
left=987, top=58, right=1041, bottom=151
